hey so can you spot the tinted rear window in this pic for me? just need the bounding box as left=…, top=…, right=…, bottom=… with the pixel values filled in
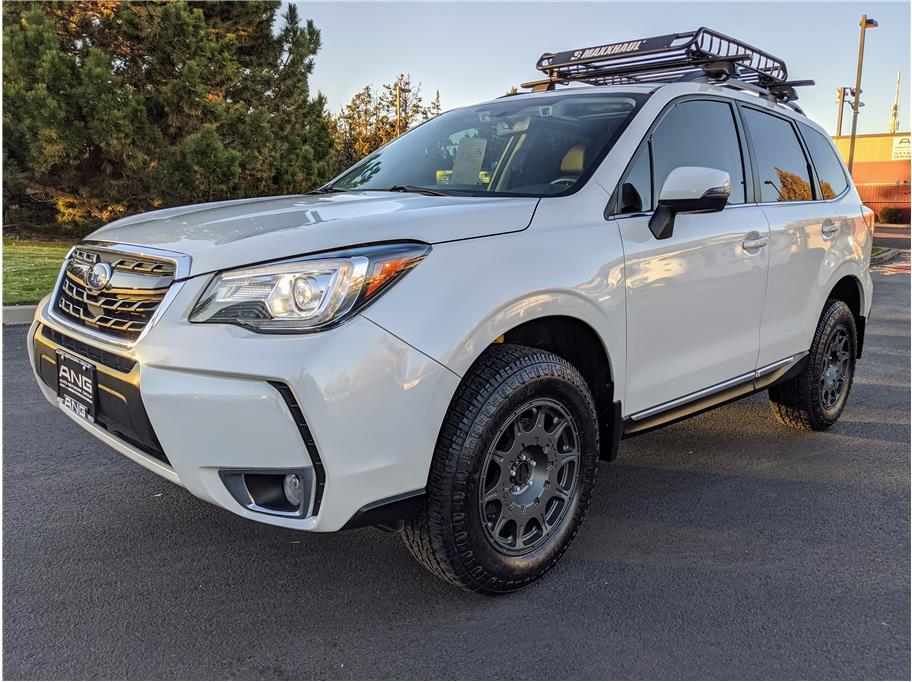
left=799, top=123, right=849, bottom=199
left=742, top=109, right=813, bottom=202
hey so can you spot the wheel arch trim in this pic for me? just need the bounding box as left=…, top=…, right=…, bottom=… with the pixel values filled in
left=819, top=269, right=868, bottom=358
left=438, top=291, right=618, bottom=380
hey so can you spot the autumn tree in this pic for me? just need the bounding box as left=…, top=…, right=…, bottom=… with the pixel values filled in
left=378, top=74, right=428, bottom=138
left=3, top=1, right=332, bottom=234
left=328, top=74, right=440, bottom=177
left=327, top=86, right=387, bottom=176
left=428, top=90, right=443, bottom=118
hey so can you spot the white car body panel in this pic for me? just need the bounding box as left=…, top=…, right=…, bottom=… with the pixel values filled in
left=363, top=184, right=627, bottom=388
left=89, top=192, right=539, bottom=276
left=614, top=203, right=771, bottom=414
left=26, top=80, right=874, bottom=533
left=756, top=193, right=871, bottom=367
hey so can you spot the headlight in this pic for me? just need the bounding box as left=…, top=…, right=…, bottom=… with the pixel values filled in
left=190, top=242, right=430, bottom=333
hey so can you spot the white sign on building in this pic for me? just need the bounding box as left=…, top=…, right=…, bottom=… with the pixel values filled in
left=892, top=136, right=911, bottom=160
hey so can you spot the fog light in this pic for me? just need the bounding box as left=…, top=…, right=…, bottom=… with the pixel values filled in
left=221, top=469, right=312, bottom=518
left=283, top=473, right=304, bottom=507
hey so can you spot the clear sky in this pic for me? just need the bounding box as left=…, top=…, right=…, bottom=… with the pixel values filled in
left=293, top=0, right=910, bottom=136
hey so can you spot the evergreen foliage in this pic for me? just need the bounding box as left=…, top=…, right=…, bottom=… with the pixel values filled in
left=3, top=1, right=332, bottom=233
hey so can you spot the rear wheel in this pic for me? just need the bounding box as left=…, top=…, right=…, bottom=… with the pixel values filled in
left=769, top=299, right=857, bottom=431
left=403, top=344, right=600, bottom=594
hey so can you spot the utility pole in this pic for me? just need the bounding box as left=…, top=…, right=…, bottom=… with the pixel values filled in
left=836, top=87, right=848, bottom=136
left=848, top=14, right=878, bottom=174
left=889, top=70, right=901, bottom=134
left=395, top=79, right=411, bottom=137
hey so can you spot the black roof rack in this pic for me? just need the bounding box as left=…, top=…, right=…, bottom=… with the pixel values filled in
left=521, top=27, right=813, bottom=107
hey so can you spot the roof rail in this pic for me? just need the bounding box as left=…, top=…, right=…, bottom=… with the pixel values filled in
left=521, top=27, right=814, bottom=106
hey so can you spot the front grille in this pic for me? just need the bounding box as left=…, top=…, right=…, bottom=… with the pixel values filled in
left=53, top=246, right=176, bottom=342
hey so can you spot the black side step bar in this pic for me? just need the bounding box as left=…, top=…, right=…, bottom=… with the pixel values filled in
left=622, top=353, right=809, bottom=437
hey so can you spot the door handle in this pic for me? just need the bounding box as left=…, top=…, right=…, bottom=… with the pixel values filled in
left=741, top=234, right=769, bottom=250
left=822, top=220, right=839, bottom=238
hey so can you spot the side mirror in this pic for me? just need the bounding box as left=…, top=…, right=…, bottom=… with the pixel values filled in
left=649, top=166, right=731, bottom=240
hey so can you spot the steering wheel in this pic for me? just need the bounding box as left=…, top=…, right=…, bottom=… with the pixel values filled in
left=550, top=176, right=579, bottom=187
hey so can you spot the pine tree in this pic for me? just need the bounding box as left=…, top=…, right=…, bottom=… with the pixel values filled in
left=2, top=1, right=332, bottom=234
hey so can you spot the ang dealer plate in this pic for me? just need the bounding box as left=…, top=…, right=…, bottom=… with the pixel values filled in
left=56, top=350, right=96, bottom=423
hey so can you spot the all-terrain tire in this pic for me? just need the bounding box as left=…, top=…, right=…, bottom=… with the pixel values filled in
left=769, top=299, right=857, bottom=431
left=403, top=344, right=600, bottom=594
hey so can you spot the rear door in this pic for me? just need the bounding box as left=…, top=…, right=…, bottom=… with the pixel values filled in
left=613, top=98, right=771, bottom=415
left=739, top=106, right=844, bottom=367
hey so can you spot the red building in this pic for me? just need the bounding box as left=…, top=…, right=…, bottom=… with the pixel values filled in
left=833, top=132, right=911, bottom=222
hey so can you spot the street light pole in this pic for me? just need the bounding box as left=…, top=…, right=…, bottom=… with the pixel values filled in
left=847, top=14, right=878, bottom=174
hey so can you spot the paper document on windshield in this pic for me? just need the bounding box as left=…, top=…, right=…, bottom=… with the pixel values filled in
left=449, top=137, right=487, bottom=186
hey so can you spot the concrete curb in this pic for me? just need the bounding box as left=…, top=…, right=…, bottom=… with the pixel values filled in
left=3, top=305, right=37, bottom=326
left=872, top=248, right=901, bottom=266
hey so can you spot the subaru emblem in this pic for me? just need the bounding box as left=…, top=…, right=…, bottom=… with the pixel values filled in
left=84, top=262, right=113, bottom=293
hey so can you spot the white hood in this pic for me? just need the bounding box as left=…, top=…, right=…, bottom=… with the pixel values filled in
left=87, top=192, right=539, bottom=276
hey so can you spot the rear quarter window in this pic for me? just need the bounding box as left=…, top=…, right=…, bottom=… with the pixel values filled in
left=799, top=123, right=850, bottom=199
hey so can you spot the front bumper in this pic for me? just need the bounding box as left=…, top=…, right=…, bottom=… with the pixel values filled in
left=28, top=277, right=460, bottom=531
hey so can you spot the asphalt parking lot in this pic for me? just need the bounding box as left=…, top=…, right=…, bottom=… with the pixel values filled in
left=3, top=258, right=909, bottom=680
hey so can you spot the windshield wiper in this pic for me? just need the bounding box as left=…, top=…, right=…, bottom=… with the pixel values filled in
left=387, top=184, right=449, bottom=196
left=307, top=186, right=348, bottom=194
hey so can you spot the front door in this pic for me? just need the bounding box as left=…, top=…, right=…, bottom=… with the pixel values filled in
left=612, top=98, right=770, bottom=415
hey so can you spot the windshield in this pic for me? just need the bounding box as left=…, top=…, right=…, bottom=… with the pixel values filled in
left=329, top=92, right=647, bottom=197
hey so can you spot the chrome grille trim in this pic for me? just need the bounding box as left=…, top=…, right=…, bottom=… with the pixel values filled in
left=47, top=243, right=191, bottom=348
left=80, top=241, right=192, bottom=279
left=61, top=279, right=164, bottom=313
left=113, top=257, right=176, bottom=276
left=71, top=248, right=99, bottom=264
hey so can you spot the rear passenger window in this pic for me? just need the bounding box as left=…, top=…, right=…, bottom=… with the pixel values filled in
left=651, top=100, right=746, bottom=204
left=619, top=145, right=651, bottom=213
left=799, top=123, right=849, bottom=199
left=742, top=109, right=814, bottom=202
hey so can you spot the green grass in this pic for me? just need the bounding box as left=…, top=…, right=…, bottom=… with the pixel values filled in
left=3, top=238, right=74, bottom=305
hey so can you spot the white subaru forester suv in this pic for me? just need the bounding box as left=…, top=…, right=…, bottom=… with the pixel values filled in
left=28, top=30, right=873, bottom=593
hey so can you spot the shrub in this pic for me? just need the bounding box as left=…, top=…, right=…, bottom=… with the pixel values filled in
left=878, top=207, right=906, bottom=224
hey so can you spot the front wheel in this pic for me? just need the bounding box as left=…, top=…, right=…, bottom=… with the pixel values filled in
left=769, top=299, right=857, bottom=431
left=403, top=344, right=600, bottom=594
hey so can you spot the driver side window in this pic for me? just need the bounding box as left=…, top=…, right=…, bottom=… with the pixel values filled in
left=651, top=100, right=746, bottom=204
